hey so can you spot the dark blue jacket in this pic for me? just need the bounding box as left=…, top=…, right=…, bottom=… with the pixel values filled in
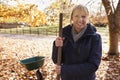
left=52, top=23, right=102, bottom=80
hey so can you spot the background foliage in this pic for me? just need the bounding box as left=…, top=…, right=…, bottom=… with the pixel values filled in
left=0, top=0, right=108, bottom=27
left=0, top=3, right=46, bottom=27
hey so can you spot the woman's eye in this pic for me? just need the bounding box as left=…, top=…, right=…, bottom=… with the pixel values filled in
left=74, top=15, right=86, bottom=18
left=81, top=16, right=86, bottom=18
left=75, top=15, right=79, bottom=17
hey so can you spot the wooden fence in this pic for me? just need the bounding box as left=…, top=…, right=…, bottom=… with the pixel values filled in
left=0, top=27, right=59, bottom=36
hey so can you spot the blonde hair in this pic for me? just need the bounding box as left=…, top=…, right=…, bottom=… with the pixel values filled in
left=70, top=4, right=89, bottom=22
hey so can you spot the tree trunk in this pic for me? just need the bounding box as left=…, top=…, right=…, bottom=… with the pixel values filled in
left=102, top=0, right=120, bottom=56
left=108, top=24, right=119, bottom=56
left=115, top=0, right=120, bottom=32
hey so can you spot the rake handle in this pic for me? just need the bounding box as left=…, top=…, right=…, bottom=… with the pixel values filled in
left=56, top=13, right=63, bottom=80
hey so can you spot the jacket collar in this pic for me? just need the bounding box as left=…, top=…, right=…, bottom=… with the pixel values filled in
left=63, top=23, right=96, bottom=39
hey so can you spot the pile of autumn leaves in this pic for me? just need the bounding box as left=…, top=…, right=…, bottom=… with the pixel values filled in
left=0, top=36, right=120, bottom=80
left=0, top=56, right=56, bottom=80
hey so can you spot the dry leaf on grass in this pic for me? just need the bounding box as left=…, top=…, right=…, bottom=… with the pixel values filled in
left=0, top=36, right=120, bottom=80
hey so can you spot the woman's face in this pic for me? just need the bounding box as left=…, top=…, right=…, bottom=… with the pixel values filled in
left=71, top=9, right=88, bottom=33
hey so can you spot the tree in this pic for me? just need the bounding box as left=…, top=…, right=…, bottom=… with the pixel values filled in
left=44, top=0, right=74, bottom=26
left=0, top=1, right=46, bottom=27
left=102, top=0, right=120, bottom=56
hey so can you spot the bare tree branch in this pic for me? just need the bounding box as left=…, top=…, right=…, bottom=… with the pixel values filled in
left=111, top=0, right=115, bottom=12
left=115, top=0, right=120, bottom=15
left=115, top=0, right=120, bottom=31
left=85, top=0, right=94, bottom=6
left=102, top=0, right=113, bottom=16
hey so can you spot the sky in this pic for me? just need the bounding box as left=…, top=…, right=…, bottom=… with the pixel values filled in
left=32, top=0, right=101, bottom=11
left=1, top=0, right=118, bottom=12
left=26, top=0, right=118, bottom=14
left=23, top=0, right=56, bottom=10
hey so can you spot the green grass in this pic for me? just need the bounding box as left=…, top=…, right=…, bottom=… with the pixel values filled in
left=0, top=25, right=109, bottom=36
left=0, top=25, right=59, bottom=36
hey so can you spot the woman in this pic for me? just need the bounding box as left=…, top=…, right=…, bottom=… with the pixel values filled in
left=52, top=4, right=102, bottom=80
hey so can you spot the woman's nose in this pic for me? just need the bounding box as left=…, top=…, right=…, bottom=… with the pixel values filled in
left=78, top=17, right=84, bottom=21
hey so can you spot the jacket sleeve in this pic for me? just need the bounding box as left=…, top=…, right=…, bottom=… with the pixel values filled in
left=52, top=41, right=58, bottom=64
left=61, top=34, right=102, bottom=77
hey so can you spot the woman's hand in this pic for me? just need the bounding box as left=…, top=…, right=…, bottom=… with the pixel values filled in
left=55, top=37, right=64, bottom=47
left=55, top=65, right=61, bottom=74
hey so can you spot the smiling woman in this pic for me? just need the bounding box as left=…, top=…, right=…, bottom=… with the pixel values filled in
left=70, top=4, right=89, bottom=33
left=52, top=4, right=102, bottom=80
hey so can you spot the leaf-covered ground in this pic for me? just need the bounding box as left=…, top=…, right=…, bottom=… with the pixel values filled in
left=0, top=34, right=120, bottom=80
